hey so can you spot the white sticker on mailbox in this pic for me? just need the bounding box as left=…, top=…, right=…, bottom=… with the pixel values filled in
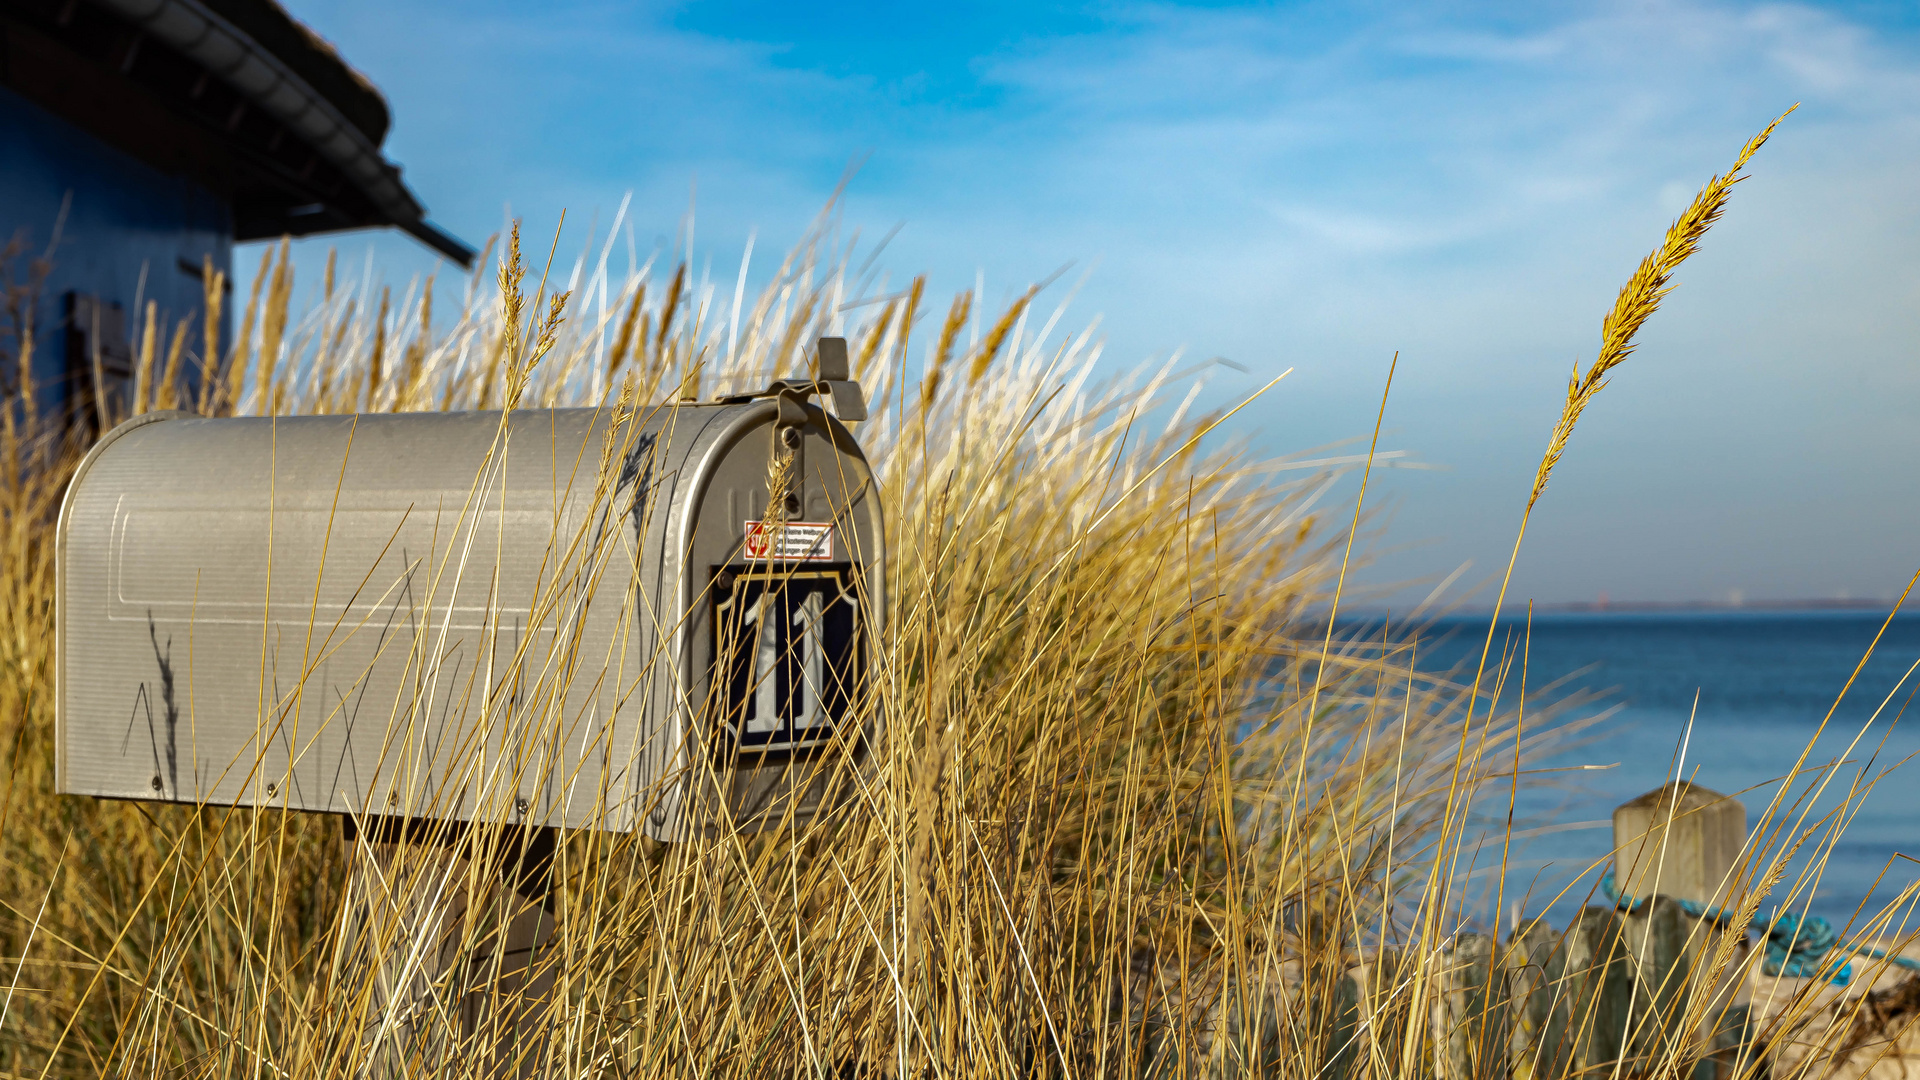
left=744, top=520, right=834, bottom=561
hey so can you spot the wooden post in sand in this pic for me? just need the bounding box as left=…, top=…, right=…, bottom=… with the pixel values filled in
left=1614, top=782, right=1746, bottom=914
left=345, top=822, right=559, bottom=1078
left=1613, top=782, right=1753, bottom=1080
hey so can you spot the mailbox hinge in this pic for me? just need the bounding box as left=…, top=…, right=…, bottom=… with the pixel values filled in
left=720, top=337, right=868, bottom=423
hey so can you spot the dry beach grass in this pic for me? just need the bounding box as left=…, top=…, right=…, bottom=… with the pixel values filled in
left=0, top=114, right=1915, bottom=1079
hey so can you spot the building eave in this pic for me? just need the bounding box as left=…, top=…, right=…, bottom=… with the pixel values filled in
left=83, top=0, right=472, bottom=266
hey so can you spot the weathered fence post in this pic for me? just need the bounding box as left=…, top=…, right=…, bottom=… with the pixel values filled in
left=1614, top=782, right=1745, bottom=914
left=1505, top=918, right=1567, bottom=1079
left=1431, top=932, right=1508, bottom=1080
left=1559, top=905, right=1635, bottom=1077
left=1347, top=949, right=1416, bottom=1080
left=1614, top=782, right=1753, bottom=1080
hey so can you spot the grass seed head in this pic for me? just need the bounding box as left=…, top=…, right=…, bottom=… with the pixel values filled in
left=1529, top=108, right=1793, bottom=511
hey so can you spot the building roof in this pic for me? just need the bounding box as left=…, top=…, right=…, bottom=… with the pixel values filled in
left=194, top=0, right=390, bottom=145
left=0, top=0, right=473, bottom=265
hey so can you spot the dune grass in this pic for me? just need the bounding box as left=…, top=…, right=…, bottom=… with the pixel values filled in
left=0, top=117, right=1914, bottom=1079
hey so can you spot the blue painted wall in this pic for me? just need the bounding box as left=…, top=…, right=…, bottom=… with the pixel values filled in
left=1, top=85, right=231, bottom=421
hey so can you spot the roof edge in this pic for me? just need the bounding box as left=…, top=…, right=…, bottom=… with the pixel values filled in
left=90, top=0, right=474, bottom=267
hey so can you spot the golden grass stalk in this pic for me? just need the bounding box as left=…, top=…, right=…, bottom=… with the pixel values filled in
left=157, top=318, right=189, bottom=411
left=1470, top=110, right=1794, bottom=720
left=399, top=274, right=435, bottom=410
left=258, top=237, right=293, bottom=414
left=920, top=290, right=970, bottom=411
left=966, top=283, right=1037, bottom=386
left=133, top=299, right=156, bottom=417
left=318, top=297, right=355, bottom=410
left=1529, top=107, right=1794, bottom=512
left=494, top=223, right=526, bottom=406
left=606, top=282, right=645, bottom=379
left=856, top=292, right=904, bottom=381
left=1421, top=112, right=1814, bottom=1080
left=652, top=262, right=686, bottom=371
left=226, top=246, right=270, bottom=414
left=199, top=255, right=223, bottom=413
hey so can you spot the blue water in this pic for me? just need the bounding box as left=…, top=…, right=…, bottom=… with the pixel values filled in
left=1398, top=611, right=1920, bottom=930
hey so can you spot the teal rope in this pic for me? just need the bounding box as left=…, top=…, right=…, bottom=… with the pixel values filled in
left=1598, top=869, right=1920, bottom=988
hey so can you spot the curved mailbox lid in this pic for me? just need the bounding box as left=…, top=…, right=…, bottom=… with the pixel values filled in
left=55, top=402, right=882, bottom=838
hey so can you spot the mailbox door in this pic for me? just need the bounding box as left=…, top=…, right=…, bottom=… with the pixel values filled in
left=638, top=400, right=883, bottom=840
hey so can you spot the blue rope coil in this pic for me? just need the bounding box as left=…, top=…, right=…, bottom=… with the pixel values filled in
left=1598, top=869, right=1920, bottom=988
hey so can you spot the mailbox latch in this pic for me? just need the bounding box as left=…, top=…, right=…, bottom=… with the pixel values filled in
left=721, top=337, right=867, bottom=423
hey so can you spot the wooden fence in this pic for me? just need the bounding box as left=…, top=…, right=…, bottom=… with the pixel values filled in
left=1410, top=782, right=1920, bottom=1080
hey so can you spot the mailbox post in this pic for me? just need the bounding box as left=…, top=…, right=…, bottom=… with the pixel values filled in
left=56, top=339, right=882, bottom=1064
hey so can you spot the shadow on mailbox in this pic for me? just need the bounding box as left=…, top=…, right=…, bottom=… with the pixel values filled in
left=55, top=338, right=883, bottom=844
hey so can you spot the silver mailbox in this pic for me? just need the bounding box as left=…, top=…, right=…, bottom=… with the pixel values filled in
left=55, top=357, right=882, bottom=840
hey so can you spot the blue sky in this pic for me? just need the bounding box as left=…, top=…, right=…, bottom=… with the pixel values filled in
left=266, top=0, right=1920, bottom=606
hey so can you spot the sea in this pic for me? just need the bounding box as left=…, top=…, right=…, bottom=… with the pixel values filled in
left=1389, top=609, right=1920, bottom=933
